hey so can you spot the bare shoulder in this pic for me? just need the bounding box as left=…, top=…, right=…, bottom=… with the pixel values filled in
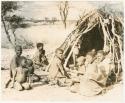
left=53, top=56, right=62, bottom=64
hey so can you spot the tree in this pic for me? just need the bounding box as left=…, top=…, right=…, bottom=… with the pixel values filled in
left=51, top=17, right=57, bottom=24
left=59, top=1, right=69, bottom=28
left=1, top=1, right=19, bottom=45
left=44, top=17, right=49, bottom=23
left=1, top=1, right=29, bottom=46
left=6, top=15, right=27, bottom=45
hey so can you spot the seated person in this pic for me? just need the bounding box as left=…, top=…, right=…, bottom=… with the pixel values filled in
left=84, top=52, right=95, bottom=67
left=48, top=48, right=69, bottom=86
left=96, top=50, right=116, bottom=86
left=79, top=52, right=106, bottom=96
left=33, top=43, right=49, bottom=71
left=26, top=59, right=40, bottom=83
left=103, top=46, right=114, bottom=70
left=69, top=56, right=86, bottom=83
left=69, top=56, right=86, bottom=93
left=103, top=47, right=116, bottom=85
left=94, top=50, right=108, bottom=85
left=11, top=57, right=31, bottom=91
left=5, top=45, right=24, bottom=88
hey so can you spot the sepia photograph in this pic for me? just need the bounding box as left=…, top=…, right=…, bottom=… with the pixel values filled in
left=1, top=0, right=124, bottom=102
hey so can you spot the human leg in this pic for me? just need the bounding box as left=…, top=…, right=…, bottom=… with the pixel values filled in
left=32, top=74, right=40, bottom=82
left=5, top=78, right=12, bottom=88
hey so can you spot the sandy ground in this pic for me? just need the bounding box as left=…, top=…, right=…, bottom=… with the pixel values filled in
left=1, top=23, right=123, bottom=102
left=1, top=48, right=123, bottom=102
left=1, top=69, right=123, bottom=102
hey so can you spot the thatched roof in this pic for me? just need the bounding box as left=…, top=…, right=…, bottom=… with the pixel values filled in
left=59, top=9, right=123, bottom=51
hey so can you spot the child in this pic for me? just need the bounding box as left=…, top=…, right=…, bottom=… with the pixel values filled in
left=76, top=56, right=86, bottom=76
left=84, top=52, right=95, bottom=67
left=5, top=45, right=23, bottom=88
left=69, top=56, right=86, bottom=93
left=12, top=57, right=31, bottom=91
left=79, top=52, right=106, bottom=96
left=26, top=59, right=40, bottom=83
left=33, top=43, right=49, bottom=71
left=48, top=48, right=69, bottom=86
left=69, top=56, right=85, bottom=80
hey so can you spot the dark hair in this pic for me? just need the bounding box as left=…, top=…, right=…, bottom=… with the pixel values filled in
left=15, top=45, right=22, bottom=51
left=36, top=43, right=43, bottom=48
left=19, top=56, right=26, bottom=66
left=55, top=48, right=63, bottom=54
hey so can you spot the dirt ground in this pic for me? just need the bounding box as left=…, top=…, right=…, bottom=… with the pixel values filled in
left=1, top=47, right=123, bottom=102
left=1, top=49, right=123, bottom=103
left=1, top=69, right=123, bottom=102
left=1, top=23, right=123, bottom=102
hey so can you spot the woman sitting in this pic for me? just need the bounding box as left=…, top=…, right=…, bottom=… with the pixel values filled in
left=79, top=51, right=107, bottom=96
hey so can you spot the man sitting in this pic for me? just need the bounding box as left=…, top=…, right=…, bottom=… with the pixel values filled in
left=48, top=48, right=69, bottom=86
left=5, top=45, right=24, bottom=88
left=26, top=59, right=40, bottom=83
left=12, top=57, right=31, bottom=91
left=79, top=52, right=105, bottom=96
left=33, top=43, right=49, bottom=71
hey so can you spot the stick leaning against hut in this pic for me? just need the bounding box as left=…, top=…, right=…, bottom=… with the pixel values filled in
left=47, top=9, right=123, bottom=83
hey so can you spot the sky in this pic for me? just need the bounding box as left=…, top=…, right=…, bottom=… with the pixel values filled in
left=12, top=1, right=124, bottom=20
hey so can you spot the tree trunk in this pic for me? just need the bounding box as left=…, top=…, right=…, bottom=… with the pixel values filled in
left=1, top=16, right=13, bottom=45
left=12, top=30, right=17, bottom=46
left=13, top=31, right=17, bottom=45
left=63, top=20, right=66, bottom=29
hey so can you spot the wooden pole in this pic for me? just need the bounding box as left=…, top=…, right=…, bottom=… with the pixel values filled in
left=45, top=53, right=55, bottom=72
left=64, top=23, right=98, bottom=68
left=111, top=17, right=123, bottom=71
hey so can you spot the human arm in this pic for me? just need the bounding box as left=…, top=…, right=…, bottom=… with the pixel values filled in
left=27, top=71, right=31, bottom=85
left=87, top=64, right=99, bottom=80
left=33, top=58, right=43, bottom=66
left=57, top=61, right=70, bottom=78
left=27, top=66, right=34, bottom=85
left=10, top=56, right=18, bottom=78
left=57, top=61, right=65, bottom=76
left=32, top=52, right=43, bottom=66
left=77, top=65, right=86, bottom=75
left=41, top=55, right=49, bottom=65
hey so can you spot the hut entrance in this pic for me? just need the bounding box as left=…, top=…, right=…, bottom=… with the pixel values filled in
left=79, top=24, right=104, bottom=56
